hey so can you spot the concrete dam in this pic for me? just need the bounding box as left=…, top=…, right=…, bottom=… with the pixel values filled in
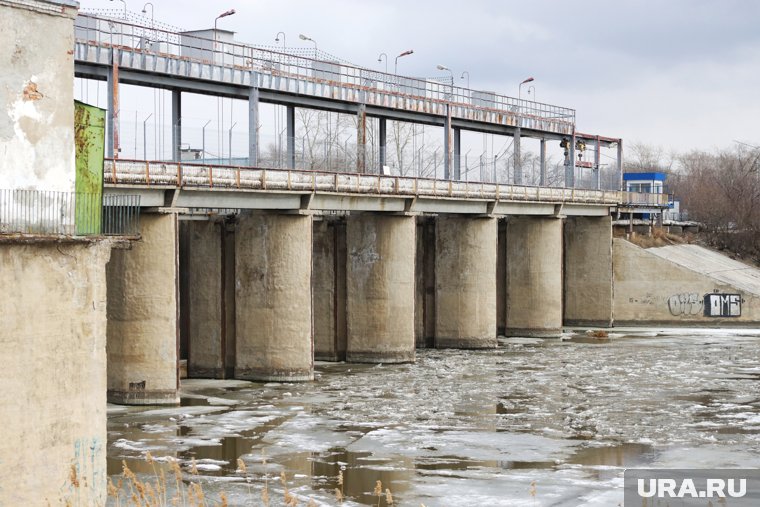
left=3, top=1, right=760, bottom=504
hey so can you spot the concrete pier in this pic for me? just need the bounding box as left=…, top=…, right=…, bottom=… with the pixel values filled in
left=1, top=242, right=111, bottom=506
left=564, top=216, right=613, bottom=326
left=235, top=213, right=313, bottom=381
left=506, top=217, right=563, bottom=337
left=346, top=214, right=416, bottom=363
left=312, top=218, right=347, bottom=361
left=181, top=220, right=230, bottom=378
left=435, top=216, right=498, bottom=348
left=107, top=213, right=180, bottom=404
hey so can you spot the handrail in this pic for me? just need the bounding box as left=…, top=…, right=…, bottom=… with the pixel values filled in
left=74, top=13, right=575, bottom=129
left=104, top=158, right=623, bottom=205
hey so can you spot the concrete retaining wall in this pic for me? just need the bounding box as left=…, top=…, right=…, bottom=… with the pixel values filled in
left=0, top=241, right=111, bottom=506
left=613, top=239, right=760, bottom=325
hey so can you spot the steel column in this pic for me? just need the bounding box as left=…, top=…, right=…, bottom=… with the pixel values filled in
left=566, top=131, right=576, bottom=188
left=453, top=127, right=461, bottom=180
left=593, top=136, right=601, bottom=190
left=539, top=139, right=547, bottom=186
left=617, top=139, right=624, bottom=191
left=106, top=57, right=120, bottom=159
left=248, top=85, right=259, bottom=166
left=444, top=104, right=452, bottom=180
left=378, top=117, right=387, bottom=174
left=171, top=90, right=181, bottom=162
left=357, top=103, right=367, bottom=173
left=514, top=127, right=522, bottom=185
left=286, top=105, right=295, bottom=169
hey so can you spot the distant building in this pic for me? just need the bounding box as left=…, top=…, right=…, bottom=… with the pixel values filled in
left=623, top=171, right=666, bottom=194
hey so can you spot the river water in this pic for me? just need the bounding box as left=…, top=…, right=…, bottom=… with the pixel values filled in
left=107, top=329, right=760, bottom=506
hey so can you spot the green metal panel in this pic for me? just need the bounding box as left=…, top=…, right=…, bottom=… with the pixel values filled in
left=74, top=100, right=106, bottom=235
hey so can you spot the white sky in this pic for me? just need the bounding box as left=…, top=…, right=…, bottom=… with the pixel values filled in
left=78, top=0, right=760, bottom=155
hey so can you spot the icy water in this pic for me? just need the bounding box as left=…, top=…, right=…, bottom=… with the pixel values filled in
left=107, top=329, right=760, bottom=506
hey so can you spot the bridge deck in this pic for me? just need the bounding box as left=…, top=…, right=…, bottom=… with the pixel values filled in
left=75, top=14, right=574, bottom=138
left=104, top=160, right=666, bottom=216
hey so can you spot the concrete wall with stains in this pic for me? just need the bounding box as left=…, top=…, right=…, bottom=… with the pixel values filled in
left=0, top=241, right=111, bottom=506
left=0, top=0, right=78, bottom=192
left=613, top=239, right=760, bottom=325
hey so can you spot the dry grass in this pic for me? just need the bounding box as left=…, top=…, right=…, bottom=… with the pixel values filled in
left=626, top=227, right=686, bottom=249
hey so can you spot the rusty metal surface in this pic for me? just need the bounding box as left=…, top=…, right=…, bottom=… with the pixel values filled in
left=105, top=159, right=626, bottom=205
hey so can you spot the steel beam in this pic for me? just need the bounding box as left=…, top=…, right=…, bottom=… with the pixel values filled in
left=617, top=140, right=624, bottom=191
left=106, top=61, right=119, bottom=158
left=249, top=85, right=260, bottom=166
left=593, top=136, right=601, bottom=190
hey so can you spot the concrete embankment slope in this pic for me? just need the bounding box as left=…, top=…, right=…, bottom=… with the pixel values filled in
left=613, top=240, right=760, bottom=325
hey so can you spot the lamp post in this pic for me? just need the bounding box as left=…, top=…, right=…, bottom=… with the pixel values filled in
left=110, top=0, right=127, bottom=18
left=142, top=113, right=152, bottom=160
left=394, top=49, right=413, bottom=75
left=141, top=2, right=153, bottom=24
left=228, top=121, right=237, bottom=164
left=299, top=33, right=317, bottom=57
left=378, top=52, right=388, bottom=74
left=436, top=64, right=453, bottom=86
left=460, top=71, right=470, bottom=89
left=518, top=76, right=534, bottom=102
left=275, top=31, right=286, bottom=49
left=214, top=9, right=236, bottom=53
left=201, top=119, right=211, bottom=162
left=527, top=85, right=535, bottom=101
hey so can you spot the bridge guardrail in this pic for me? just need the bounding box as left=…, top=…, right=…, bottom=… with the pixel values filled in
left=105, top=159, right=622, bottom=205
left=74, top=14, right=575, bottom=134
left=620, top=191, right=670, bottom=207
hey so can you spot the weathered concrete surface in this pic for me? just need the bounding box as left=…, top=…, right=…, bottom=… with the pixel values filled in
left=107, top=213, right=180, bottom=404
left=184, top=220, right=224, bottom=378
left=0, top=241, right=111, bottom=506
left=235, top=213, right=313, bottom=381
left=435, top=216, right=497, bottom=348
left=414, top=217, right=436, bottom=348
left=0, top=1, right=78, bottom=192
left=564, top=216, right=613, bottom=327
left=506, top=217, right=563, bottom=337
left=347, top=214, right=416, bottom=363
left=613, top=240, right=760, bottom=325
left=313, top=218, right=347, bottom=361
left=497, top=219, right=507, bottom=335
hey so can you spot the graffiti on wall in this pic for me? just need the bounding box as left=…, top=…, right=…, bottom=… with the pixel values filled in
left=666, top=292, right=744, bottom=317
left=667, top=293, right=703, bottom=316
left=704, top=293, right=742, bottom=317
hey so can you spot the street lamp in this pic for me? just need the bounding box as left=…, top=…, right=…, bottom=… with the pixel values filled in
left=460, top=71, right=470, bottom=89
left=378, top=52, right=388, bottom=74
left=275, top=31, right=286, bottom=49
left=110, top=0, right=127, bottom=18
left=394, top=49, right=414, bottom=75
left=141, top=2, right=153, bottom=23
left=299, top=33, right=317, bottom=57
left=436, top=64, right=453, bottom=85
left=214, top=9, right=235, bottom=56
left=518, top=76, right=534, bottom=102
left=527, top=85, right=536, bottom=101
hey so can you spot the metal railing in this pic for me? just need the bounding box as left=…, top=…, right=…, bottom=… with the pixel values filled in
left=0, top=189, right=140, bottom=237
left=620, top=191, right=670, bottom=207
left=74, top=14, right=575, bottom=132
left=105, top=159, right=621, bottom=205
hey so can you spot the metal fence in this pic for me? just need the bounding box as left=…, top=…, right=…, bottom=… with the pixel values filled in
left=73, top=13, right=575, bottom=133
left=0, top=189, right=140, bottom=237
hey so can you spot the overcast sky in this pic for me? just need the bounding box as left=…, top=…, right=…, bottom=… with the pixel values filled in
left=80, top=0, right=760, bottom=154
